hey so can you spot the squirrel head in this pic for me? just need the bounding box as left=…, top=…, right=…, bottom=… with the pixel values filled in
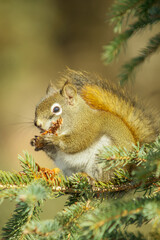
left=34, top=81, right=90, bottom=133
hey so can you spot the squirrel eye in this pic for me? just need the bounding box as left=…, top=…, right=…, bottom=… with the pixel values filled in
left=54, top=106, right=60, bottom=113
left=51, top=103, right=62, bottom=115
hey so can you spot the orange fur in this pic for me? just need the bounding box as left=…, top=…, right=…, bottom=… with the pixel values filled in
left=82, top=85, right=159, bottom=143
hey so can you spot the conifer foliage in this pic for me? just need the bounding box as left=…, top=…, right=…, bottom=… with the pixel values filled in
left=1, top=139, right=160, bottom=239
left=103, top=0, right=160, bottom=85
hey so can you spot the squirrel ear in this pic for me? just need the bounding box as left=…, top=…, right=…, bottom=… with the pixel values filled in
left=61, top=82, right=77, bottom=105
left=46, top=82, right=56, bottom=95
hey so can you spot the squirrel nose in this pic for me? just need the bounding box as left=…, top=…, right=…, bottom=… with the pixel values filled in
left=34, top=119, right=42, bottom=128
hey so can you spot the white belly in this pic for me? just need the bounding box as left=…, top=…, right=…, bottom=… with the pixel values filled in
left=54, top=135, right=111, bottom=178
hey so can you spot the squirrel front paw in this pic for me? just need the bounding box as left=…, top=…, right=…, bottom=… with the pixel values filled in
left=30, top=136, right=45, bottom=151
left=31, top=117, right=63, bottom=151
left=30, top=134, right=58, bottom=151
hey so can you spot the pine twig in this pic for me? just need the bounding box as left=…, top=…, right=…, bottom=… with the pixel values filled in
left=103, top=16, right=160, bottom=64
left=109, top=0, right=144, bottom=33
left=119, top=32, right=160, bottom=85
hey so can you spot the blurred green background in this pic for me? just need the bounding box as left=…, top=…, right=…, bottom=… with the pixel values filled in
left=0, top=0, right=160, bottom=231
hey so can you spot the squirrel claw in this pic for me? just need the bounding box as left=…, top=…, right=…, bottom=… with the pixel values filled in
left=30, top=136, right=44, bottom=151
left=35, top=147, right=42, bottom=151
left=30, top=138, right=36, bottom=147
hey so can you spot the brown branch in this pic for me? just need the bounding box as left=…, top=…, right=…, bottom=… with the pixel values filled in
left=1, top=173, right=160, bottom=195
left=0, top=184, right=26, bottom=190
left=100, top=156, right=147, bottom=163
left=94, top=206, right=143, bottom=229
left=52, top=176, right=160, bottom=194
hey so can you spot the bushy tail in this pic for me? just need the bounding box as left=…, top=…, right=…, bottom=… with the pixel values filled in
left=82, top=85, right=159, bottom=143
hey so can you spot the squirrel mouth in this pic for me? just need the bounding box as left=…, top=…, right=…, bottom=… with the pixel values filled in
left=34, top=117, right=63, bottom=136
left=36, top=125, right=46, bottom=134
left=40, top=129, right=45, bottom=134
left=41, top=117, right=63, bottom=136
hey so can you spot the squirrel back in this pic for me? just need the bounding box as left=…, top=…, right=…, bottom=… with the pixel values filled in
left=59, top=68, right=159, bottom=144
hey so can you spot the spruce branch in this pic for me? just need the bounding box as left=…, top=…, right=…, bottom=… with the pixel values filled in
left=97, top=137, right=160, bottom=180
left=19, top=152, right=39, bottom=178
left=78, top=194, right=160, bottom=240
left=109, top=0, right=159, bottom=33
left=119, top=32, right=160, bottom=85
left=1, top=138, right=160, bottom=204
left=136, top=0, right=160, bottom=19
left=2, top=181, right=47, bottom=239
left=109, top=0, right=143, bottom=33
left=97, top=143, right=147, bottom=168
left=0, top=170, right=30, bottom=189
left=103, top=16, right=160, bottom=64
left=1, top=137, right=160, bottom=239
left=103, top=0, right=160, bottom=84
left=23, top=200, right=95, bottom=240
left=0, top=188, right=24, bottom=205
